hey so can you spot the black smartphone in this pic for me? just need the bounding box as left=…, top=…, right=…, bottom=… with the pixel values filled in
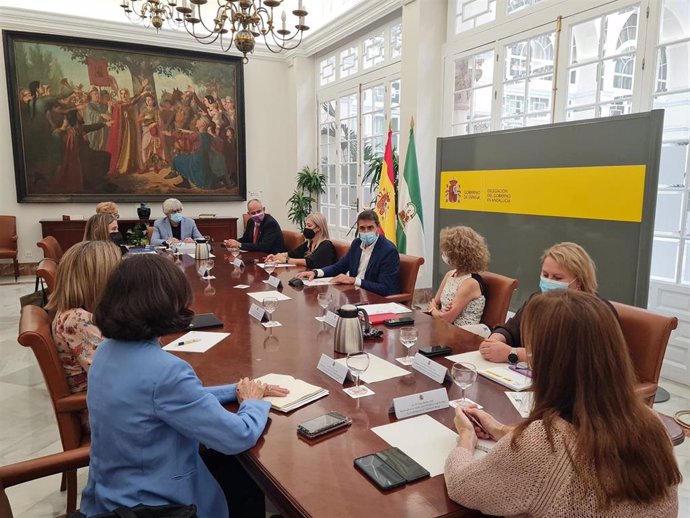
left=297, top=411, right=351, bottom=439
left=419, top=345, right=452, bottom=357
left=354, top=454, right=406, bottom=491
left=375, top=447, right=429, bottom=482
left=383, top=317, right=414, bottom=328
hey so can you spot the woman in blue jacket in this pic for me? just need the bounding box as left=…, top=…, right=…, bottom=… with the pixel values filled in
left=80, top=254, right=287, bottom=518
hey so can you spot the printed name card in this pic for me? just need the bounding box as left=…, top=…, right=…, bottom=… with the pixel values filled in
left=393, top=388, right=450, bottom=419
left=411, top=353, right=448, bottom=384
left=324, top=310, right=339, bottom=328
left=316, top=354, right=350, bottom=384
left=248, top=303, right=266, bottom=322
left=232, top=258, right=244, bottom=268
left=266, top=275, right=282, bottom=289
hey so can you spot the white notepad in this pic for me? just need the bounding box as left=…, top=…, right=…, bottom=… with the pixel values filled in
left=302, top=277, right=335, bottom=286
left=334, top=354, right=410, bottom=383
left=162, top=331, right=229, bottom=353
left=254, top=373, right=328, bottom=412
left=445, top=350, right=531, bottom=391
left=247, top=290, right=292, bottom=302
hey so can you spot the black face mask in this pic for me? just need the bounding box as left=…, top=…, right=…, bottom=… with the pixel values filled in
left=302, top=228, right=316, bottom=240
left=110, top=231, right=124, bottom=246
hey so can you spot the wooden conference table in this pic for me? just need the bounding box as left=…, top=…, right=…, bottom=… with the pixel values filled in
left=168, top=250, right=521, bottom=518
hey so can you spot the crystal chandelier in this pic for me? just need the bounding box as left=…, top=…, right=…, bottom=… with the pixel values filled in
left=120, top=0, right=309, bottom=63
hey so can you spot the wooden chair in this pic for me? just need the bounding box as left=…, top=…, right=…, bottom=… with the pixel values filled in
left=0, top=446, right=89, bottom=518
left=479, top=271, right=519, bottom=329
left=332, top=240, right=350, bottom=260
left=385, top=254, right=424, bottom=306
left=0, top=215, right=19, bottom=280
left=36, top=236, right=63, bottom=263
left=17, top=305, right=89, bottom=513
left=610, top=301, right=678, bottom=407
left=146, top=225, right=154, bottom=243
left=282, top=230, right=304, bottom=252
left=36, top=258, right=58, bottom=295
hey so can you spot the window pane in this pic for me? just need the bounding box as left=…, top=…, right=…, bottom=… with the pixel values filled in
left=505, top=40, right=528, bottom=80
left=659, top=142, right=688, bottom=188
left=527, top=76, right=552, bottom=113
left=471, top=119, right=492, bottom=134
left=456, top=0, right=497, bottom=34
left=571, top=17, right=602, bottom=64
left=681, top=242, right=690, bottom=285
left=340, top=46, right=358, bottom=78
left=567, top=63, right=598, bottom=107
left=320, top=100, right=335, bottom=123
left=655, top=191, right=683, bottom=233
left=657, top=42, right=690, bottom=92
left=599, top=100, right=632, bottom=117
left=651, top=238, right=679, bottom=281
left=501, top=117, right=523, bottom=130
left=660, top=0, right=690, bottom=44
left=363, top=31, right=385, bottom=69
left=530, top=33, right=555, bottom=75
left=566, top=107, right=596, bottom=121
left=603, top=7, right=638, bottom=57
left=474, top=51, right=495, bottom=86
left=319, top=56, right=336, bottom=85
left=473, top=86, right=493, bottom=118
left=391, top=23, right=403, bottom=59
left=507, top=0, right=542, bottom=15
left=391, top=79, right=401, bottom=106
left=654, top=92, right=690, bottom=141
left=526, top=113, right=551, bottom=126
left=503, top=81, right=526, bottom=117
left=601, top=56, right=635, bottom=101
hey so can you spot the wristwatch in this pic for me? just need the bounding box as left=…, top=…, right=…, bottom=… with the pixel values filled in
left=508, top=348, right=519, bottom=365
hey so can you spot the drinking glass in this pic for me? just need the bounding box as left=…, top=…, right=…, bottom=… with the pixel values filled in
left=346, top=352, right=370, bottom=395
left=203, top=279, right=216, bottom=297
left=264, top=259, right=277, bottom=276
left=451, top=362, right=478, bottom=407
left=263, top=297, right=278, bottom=323
left=317, top=292, right=332, bottom=317
left=202, top=259, right=214, bottom=278
left=230, top=246, right=240, bottom=259
left=399, top=326, right=418, bottom=363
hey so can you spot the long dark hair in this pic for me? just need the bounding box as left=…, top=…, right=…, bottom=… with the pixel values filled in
left=514, top=291, right=681, bottom=507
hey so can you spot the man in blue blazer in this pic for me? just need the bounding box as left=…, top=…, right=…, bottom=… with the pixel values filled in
left=150, top=198, right=203, bottom=246
left=298, top=209, right=400, bottom=296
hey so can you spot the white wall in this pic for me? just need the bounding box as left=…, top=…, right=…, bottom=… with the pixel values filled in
left=0, top=8, right=297, bottom=263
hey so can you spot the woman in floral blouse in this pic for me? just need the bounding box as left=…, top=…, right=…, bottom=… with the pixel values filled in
left=45, top=240, right=121, bottom=393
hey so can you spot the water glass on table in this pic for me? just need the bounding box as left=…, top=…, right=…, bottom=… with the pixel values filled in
left=317, top=292, right=332, bottom=318
left=450, top=362, right=478, bottom=408
left=399, top=326, right=418, bottom=364
left=346, top=352, right=370, bottom=395
left=263, top=297, right=278, bottom=323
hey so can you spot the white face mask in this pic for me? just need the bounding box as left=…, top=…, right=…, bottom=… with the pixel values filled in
left=441, top=253, right=450, bottom=266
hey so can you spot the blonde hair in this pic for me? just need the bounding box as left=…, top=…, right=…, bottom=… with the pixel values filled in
left=45, top=241, right=121, bottom=314
left=439, top=226, right=490, bottom=273
left=305, top=212, right=330, bottom=246
left=84, top=213, right=116, bottom=242
left=541, top=242, right=597, bottom=294
left=95, top=201, right=119, bottom=215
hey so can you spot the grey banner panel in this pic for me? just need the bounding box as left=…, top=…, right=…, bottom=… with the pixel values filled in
left=434, top=111, right=664, bottom=310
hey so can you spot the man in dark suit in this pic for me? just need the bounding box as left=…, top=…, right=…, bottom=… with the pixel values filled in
left=224, top=199, right=286, bottom=254
left=297, top=209, right=400, bottom=296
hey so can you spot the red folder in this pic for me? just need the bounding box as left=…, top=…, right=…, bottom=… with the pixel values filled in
left=367, top=312, right=398, bottom=325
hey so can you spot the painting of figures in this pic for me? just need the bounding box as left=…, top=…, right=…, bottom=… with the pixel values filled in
left=3, top=30, right=246, bottom=202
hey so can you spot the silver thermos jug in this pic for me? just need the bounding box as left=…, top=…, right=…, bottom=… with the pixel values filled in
left=334, top=304, right=371, bottom=355
left=194, top=238, right=210, bottom=261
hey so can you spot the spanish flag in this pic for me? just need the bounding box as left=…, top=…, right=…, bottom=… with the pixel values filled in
left=376, top=124, right=396, bottom=244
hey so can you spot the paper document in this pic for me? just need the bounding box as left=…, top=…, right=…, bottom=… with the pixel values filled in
left=254, top=373, right=328, bottom=412
left=505, top=391, right=534, bottom=418
left=459, top=323, right=491, bottom=338
left=356, top=302, right=411, bottom=316
left=334, top=354, right=409, bottom=383
left=256, top=263, right=295, bottom=269
left=174, top=243, right=196, bottom=253
left=302, top=277, right=335, bottom=286
left=445, top=350, right=496, bottom=371
left=162, top=331, right=229, bottom=353
left=247, top=290, right=292, bottom=302
left=446, top=350, right=531, bottom=391
left=185, top=253, right=216, bottom=259
left=372, top=415, right=457, bottom=476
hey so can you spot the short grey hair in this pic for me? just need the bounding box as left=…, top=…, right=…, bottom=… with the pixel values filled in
left=162, top=198, right=183, bottom=215
left=247, top=198, right=263, bottom=210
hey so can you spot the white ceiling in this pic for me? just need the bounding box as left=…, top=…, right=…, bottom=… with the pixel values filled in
left=0, top=0, right=364, bottom=36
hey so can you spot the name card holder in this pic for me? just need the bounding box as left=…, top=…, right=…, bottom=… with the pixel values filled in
left=249, top=303, right=267, bottom=322
left=393, top=388, right=450, bottom=419
left=232, top=258, right=245, bottom=268
left=324, top=310, right=339, bottom=328
left=411, top=353, right=448, bottom=384
left=316, top=354, right=350, bottom=384
left=266, top=275, right=282, bottom=289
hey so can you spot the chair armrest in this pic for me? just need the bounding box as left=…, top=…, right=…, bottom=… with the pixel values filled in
left=11, top=235, right=17, bottom=242
left=0, top=446, right=90, bottom=488
left=55, top=393, right=88, bottom=413
left=384, top=293, right=411, bottom=304
left=634, top=382, right=657, bottom=405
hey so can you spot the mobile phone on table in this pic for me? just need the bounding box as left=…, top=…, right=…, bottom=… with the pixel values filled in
left=353, top=454, right=406, bottom=491
left=375, top=447, right=429, bottom=482
left=418, top=345, right=452, bottom=357
left=383, top=317, right=414, bottom=328
left=297, top=411, right=351, bottom=439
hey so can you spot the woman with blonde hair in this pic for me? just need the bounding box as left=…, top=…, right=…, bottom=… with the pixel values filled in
left=95, top=201, right=119, bottom=218
left=427, top=226, right=489, bottom=327
left=45, top=240, right=121, bottom=393
left=267, top=212, right=337, bottom=269
left=84, top=212, right=119, bottom=242
left=445, top=290, right=680, bottom=516
left=479, top=241, right=614, bottom=363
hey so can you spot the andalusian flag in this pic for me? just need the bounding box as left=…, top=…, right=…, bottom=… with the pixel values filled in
left=376, top=124, right=396, bottom=244
left=396, top=120, right=424, bottom=255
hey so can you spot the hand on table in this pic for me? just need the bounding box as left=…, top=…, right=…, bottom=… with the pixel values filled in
left=332, top=274, right=356, bottom=285
left=452, top=407, right=478, bottom=450
left=263, top=384, right=289, bottom=398
left=224, top=238, right=240, bottom=248
left=297, top=270, right=316, bottom=281
left=479, top=338, right=511, bottom=363
left=462, top=406, right=509, bottom=441
left=183, top=237, right=195, bottom=243
left=267, top=253, right=287, bottom=263
left=236, top=377, right=266, bottom=402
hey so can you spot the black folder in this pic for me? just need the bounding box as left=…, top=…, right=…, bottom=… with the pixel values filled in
left=189, top=313, right=224, bottom=329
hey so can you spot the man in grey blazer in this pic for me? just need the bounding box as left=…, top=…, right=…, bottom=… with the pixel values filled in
left=151, top=198, right=203, bottom=246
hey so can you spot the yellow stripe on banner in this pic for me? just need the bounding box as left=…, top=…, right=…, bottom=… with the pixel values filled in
left=439, top=165, right=646, bottom=223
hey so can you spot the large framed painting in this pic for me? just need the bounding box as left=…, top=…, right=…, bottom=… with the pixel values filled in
left=3, top=30, right=246, bottom=202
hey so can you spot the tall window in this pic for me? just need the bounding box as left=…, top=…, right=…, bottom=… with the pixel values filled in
left=452, top=49, right=495, bottom=135
left=566, top=5, right=639, bottom=120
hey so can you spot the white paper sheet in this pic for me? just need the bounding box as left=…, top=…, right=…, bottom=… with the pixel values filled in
left=372, top=415, right=458, bottom=477
left=302, top=277, right=335, bottom=286
left=356, top=302, right=411, bottom=316
left=334, top=354, right=409, bottom=383
left=459, top=323, right=492, bottom=338
left=247, top=290, right=292, bottom=302
left=185, top=252, right=216, bottom=259
left=162, top=331, right=230, bottom=353
left=445, top=350, right=496, bottom=371
left=505, top=391, right=534, bottom=418
left=256, top=263, right=296, bottom=268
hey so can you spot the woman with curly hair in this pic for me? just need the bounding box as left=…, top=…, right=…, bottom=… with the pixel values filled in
left=427, top=226, right=489, bottom=327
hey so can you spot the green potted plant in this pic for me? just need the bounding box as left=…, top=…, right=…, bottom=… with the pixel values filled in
left=287, top=165, right=327, bottom=228
left=126, top=224, right=149, bottom=247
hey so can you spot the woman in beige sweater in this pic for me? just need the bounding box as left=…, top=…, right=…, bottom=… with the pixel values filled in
left=444, top=290, right=681, bottom=517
